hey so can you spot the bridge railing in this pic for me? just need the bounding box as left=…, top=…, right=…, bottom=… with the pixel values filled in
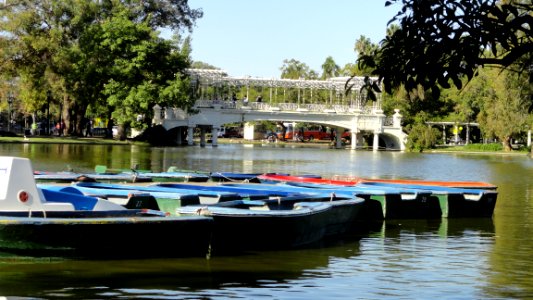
left=193, top=99, right=383, bottom=115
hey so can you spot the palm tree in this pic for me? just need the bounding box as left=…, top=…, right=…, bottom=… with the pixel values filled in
left=321, top=56, right=340, bottom=79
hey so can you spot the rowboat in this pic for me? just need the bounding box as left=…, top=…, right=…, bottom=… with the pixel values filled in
left=0, top=156, right=213, bottom=258
left=39, top=184, right=202, bottom=215
left=64, top=182, right=365, bottom=250
left=156, top=183, right=366, bottom=235
left=268, top=194, right=366, bottom=237
left=72, top=182, right=243, bottom=204
left=358, top=181, right=498, bottom=218
left=34, top=171, right=152, bottom=183
left=154, top=182, right=305, bottom=198
left=257, top=173, right=497, bottom=190
left=223, top=182, right=441, bottom=220
left=209, top=172, right=263, bottom=182
left=209, top=172, right=320, bottom=182
left=135, top=166, right=210, bottom=182
left=179, top=198, right=334, bottom=252
left=141, top=171, right=210, bottom=182
left=250, top=179, right=497, bottom=218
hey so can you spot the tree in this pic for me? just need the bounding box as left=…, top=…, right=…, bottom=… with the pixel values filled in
left=360, top=0, right=533, bottom=97
left=354, top=35, right=378, bottom=57
left=358, top=0, right=533, bottom=152
left=405, top=111, right=440, bottom=152
left=475, top=67, right=530, bottom=150
left=0, top=0, right=202, bottom=137
left=91, top=7, right=192, bottom=139
left=351, top=35, right=379, bottom=76
left=280, top=59, right=313, bottom=79
left=321, top=56, right=340, bottom=79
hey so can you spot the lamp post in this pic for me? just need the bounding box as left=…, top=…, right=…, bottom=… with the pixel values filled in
left=7, top=92, right=13, bottom=132
left=46, top=90, right=51, bottom=135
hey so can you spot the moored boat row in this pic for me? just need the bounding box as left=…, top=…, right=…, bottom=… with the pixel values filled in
left=3, top=157, right=368, bottom=257
left=4, top=156, right=498, bottom=258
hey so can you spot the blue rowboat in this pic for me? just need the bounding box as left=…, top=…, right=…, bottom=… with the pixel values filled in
left=39, top=184, right=202, bottom=215
left=260, top=180, right=497, bottom=218
left=0, top=156, right=213, bottom=258
left=222, top=182, right=445, bottom=220
left=153, top=182, right=305, bottom=198
left=356, top=181, right=498, bottom=218
left=72, top=182, right=243, bottom=204
left=158, top=183, right=366, bottom=236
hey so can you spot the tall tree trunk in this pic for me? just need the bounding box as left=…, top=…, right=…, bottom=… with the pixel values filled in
left=117, top=123, right=127, bottom=141
left=502, top=136, right=512, bottom=152
left=62, top=95, right=72, bottom=136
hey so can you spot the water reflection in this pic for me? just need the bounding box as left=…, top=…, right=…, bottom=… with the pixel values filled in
left=1, top=143, right=533, bottom=298
left=0, top=239, right=361, bottom=299
left=370, top=218, right=496, bottom=239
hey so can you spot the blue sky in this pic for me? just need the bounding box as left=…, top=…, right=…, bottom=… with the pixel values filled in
left=184, top=0, right=398, bottom=78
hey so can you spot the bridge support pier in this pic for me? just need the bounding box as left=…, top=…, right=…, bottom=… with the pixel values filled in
left=200, top=127, right=206, bottom=147
left=176, top=128, right=182, bottom=145
left=335, top=129, right=342, bottom=149
left=211, top=127, right=219, bottom=147
left=350, top=131, right=357, bottom=150
left=187, top=126, right=194, bottom=146
left=373, top=132, right=379, bottom=151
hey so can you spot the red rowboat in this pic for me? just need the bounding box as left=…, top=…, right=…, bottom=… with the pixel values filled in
left=257, top=174, right=497, bottom=190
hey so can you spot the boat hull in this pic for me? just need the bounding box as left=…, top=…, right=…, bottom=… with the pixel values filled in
left=0, top=212, right=213, bottom=258
left=180, top=201, right=332, bottom=252
left=257, top=175, right=498, bottom=219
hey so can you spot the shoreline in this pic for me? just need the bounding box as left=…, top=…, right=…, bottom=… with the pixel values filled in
left=1, top=136, right=530, bottom=156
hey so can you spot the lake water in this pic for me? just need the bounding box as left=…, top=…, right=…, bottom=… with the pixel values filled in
left=0, top=143, right=532, bottom=299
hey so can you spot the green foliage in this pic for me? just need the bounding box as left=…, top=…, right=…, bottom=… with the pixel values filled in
left=473, top=67, right=529, bottom=151
left=353, top=35, right=379, bottom=76
left=361, top=0, right=533, bottom=96
left=405, top=123, right=440, bottom=152
left=321, top=56, right=340, bottom=79
left=280, top=59, right=313, bottom=79
left=462, top=143, right=503, bottom=152
left=0, top=0, right=201, bottom=137
left=405, top=112, right=440, bottom=152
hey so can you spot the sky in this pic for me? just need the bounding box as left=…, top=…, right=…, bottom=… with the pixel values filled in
left=184, top=0, right=399, bottom=78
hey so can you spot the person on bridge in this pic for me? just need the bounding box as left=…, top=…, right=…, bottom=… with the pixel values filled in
left=231, top=93, right=237, bottom=108
left=243, top=96, right=249, bottom=106
left=256, top=95, right=262, bottom=102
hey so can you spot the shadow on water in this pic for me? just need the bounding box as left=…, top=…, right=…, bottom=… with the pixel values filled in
left=0, top=237, right=362, bottom=298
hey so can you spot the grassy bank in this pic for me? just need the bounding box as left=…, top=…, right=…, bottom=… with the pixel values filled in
left=430, top=143, right=531, bottom=155
left=0, top=136, right=146, bottom=145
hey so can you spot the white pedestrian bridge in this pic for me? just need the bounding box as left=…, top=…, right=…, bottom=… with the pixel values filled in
left=152, top=69, right=407, bottom=151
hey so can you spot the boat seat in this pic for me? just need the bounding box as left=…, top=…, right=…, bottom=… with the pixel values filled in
left=124, top=194, right=160, bottom=211
left=40, top=188, right=126, bottom=211
left=41, top=202, right=76, bottom=211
